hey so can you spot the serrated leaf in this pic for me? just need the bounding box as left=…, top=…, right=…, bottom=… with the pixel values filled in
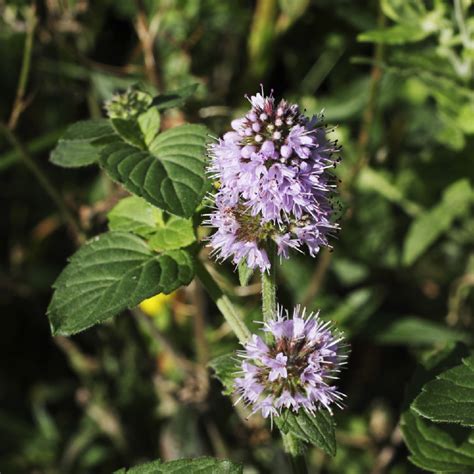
left=208, top=353, right=239, bottom=396
left=401, top=410, right=474, bottom=472
left=403, top=179, right=473, bottom=265
left=412, top=355, right=474, bottom=427
left=238, top=260, right=254, bottom=286
left=114, top=456, right=242, bottom=474
left=401, top=344, right=474, bottom=472
left=276, top=409, right=336, bottom=456
left=149, top=216, right=195, bottom=251
left=374, top=317, right=470, bottom=346
left=50, top=119, right=115, bottom=168
left=47, top=232, right=194, bottom=335
left=152, top=84, right=198, bottom=111
left=99, top=124, right=209, bottom=217
left=108, top=196, right=163, bottom=238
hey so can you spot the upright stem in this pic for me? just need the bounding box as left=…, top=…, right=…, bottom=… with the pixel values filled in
left=261, top=243, right=277, bottom=323
left=261, top=245, right=308, bottom=474
left=282, top=432, right=309, bottom=474
left=8, top=5, right=37, bottom=130
left=195, top=260, right=251, bottom=344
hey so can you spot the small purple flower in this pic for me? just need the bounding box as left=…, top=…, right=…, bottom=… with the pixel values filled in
left=234, top=305, right=347, bottom=421
left=206, top=86, right=341, bottom=271
left=266, top=352, right=288, bottom=381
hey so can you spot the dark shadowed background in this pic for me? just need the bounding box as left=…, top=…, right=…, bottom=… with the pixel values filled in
left=1, top=1, right=473, bottom=472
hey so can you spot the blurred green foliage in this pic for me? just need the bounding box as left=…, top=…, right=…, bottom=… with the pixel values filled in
left=1, top=0, right=473, bottom=472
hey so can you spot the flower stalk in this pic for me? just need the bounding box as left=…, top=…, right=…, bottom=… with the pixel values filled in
left=261, top=243, right=277, bottom=325
left=260, top=246, right=308, bottom=473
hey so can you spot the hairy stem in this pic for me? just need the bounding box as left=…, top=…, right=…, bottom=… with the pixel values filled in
left=282, top=432, right=309, bottom=474
left=195, top=260, right=251, bottom=344
left=262, top=246, right=307, bottom=472
left=261, top=243, right=277, bottom=323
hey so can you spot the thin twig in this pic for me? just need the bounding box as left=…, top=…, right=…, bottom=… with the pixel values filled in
left=8, top=5, right=37, bottom=130
left=134, top=0, right=162, bottom=90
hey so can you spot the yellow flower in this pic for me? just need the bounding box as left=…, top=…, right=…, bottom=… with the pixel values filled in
left=139, top=292, right=175, bottom=317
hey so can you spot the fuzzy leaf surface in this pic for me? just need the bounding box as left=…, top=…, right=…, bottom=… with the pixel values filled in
left=412, top=355, right=474, bottom=427
left=114, top=456, right=242, bottom=473
left=276, top=410, right=336, bottom=456
left=148, top=216, right=195, bottom=251
left=99, top=124, right=209, bottom=217
left=48, top=232, right=194, bottom=335
left=108, top=196, right=163, bottom=238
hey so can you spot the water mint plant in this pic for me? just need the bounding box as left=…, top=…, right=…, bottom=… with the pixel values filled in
left=6, top=2, right=474, bottom=473
left=44, top=84, right=345, bottom=472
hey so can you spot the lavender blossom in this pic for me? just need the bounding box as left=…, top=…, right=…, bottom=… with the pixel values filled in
left=206, top=87, right=341, bottom=271
left=234, top=305, right=346, bottom=421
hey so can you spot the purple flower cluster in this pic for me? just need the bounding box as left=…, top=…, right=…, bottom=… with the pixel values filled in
left=206, top=87, right=340, bottom=271
left=235, top=305, right=346, bottom=421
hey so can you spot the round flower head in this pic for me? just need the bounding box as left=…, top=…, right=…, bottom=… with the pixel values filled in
left=234, top=305, right=347, bottom=422
left=206, top=86, right=341, bottom=271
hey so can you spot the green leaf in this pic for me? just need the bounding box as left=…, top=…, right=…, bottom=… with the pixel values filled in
left=114, top=456, right=242, bottom=474
left=108, top=195, right=195, bottom=250
left=401, top=344, right=474, bottom=472
left=149, top=216, right=195, bottom=251
left=380, top=0, right=428, bottom=23
left=238, top=260, right=254, bottom=286
left=152, top=84, right=198, bottom=111
left=403, top=179, right=473, bottom=265
left=138, top=107, right=161, bottom=147
left=108, top=196, right=163, bottom=238
left=99, top=124, right=209, bottom=217
left=276, top=409, right=336, bottom=456
left=111, top=118, right=146, bottom=149
left=401, top=409, right=474, bottom=472
left=374, top=317, right=470, bottom=346
left=412, top=355, right=474, bottom=427
left=50, top=119, right=115, bottom=168
left=111, top=107, right=161, bottom=150
left=357, top=167, right=422, bottom=217
left=358, top=25, right=431, bottom=45
left=208, top=353, right=238, bottom=396
left=47, top=232, right=194, bottom=335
